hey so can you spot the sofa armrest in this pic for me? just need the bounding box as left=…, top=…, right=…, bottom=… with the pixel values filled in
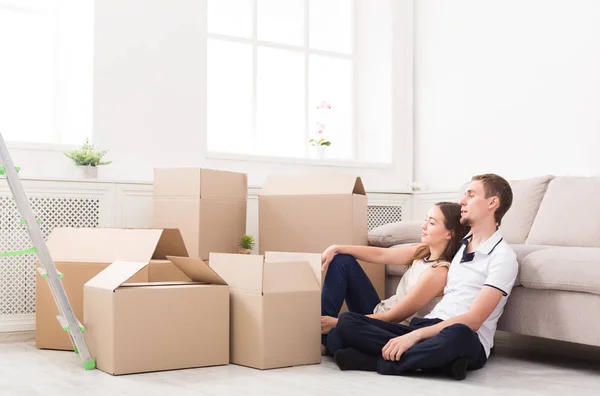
left=368, top=221, right=422, bottom=248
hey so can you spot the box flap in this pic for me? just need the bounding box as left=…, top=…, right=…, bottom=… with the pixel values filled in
left=260, top=174, right=365, bottom=196
left=262, top=261, right=321, bottom=294
left=154, top=168, right=248, bottom=200
left=153, top=168, right=201, bottom=198
left=264, top=252, right=323, bottom=285
left=118, top=281, right=205, bottom=287
left=85, top=260, right=148, bottom=291
left=153, top=229, right=189, bottom=259
left=46, top=228, right=171, bottom=263
left=200, top=169, right=248, bottom=200
left=167, top=256, right=227, bottom=285
left=209, top=253, right=263, bottom=293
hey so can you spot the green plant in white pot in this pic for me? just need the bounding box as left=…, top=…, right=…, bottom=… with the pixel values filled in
left=238, top=235, right=255, bottom=254
left=64, top=138, right=112, bottom=179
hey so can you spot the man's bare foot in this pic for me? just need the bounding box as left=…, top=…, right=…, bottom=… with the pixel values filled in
left=321, top=315, right=338, bottom=335
left=321, top=344, right=328, bottom=356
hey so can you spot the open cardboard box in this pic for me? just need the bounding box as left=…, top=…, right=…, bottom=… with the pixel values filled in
left=258, top=174, right=385, bottom=300
left=36, top=228, right=189, bottom=350
left=84, top=256, right=229, bottom=375
left=209, top=252, right=322, bottom=369
left=153, top=168, right=248, bottom=260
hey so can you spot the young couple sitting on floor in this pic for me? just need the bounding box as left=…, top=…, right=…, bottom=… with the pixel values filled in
left=320, top=173, right=518, bottom=381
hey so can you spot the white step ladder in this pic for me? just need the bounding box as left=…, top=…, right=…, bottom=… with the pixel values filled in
left=0, top=131, right=95, bottom=370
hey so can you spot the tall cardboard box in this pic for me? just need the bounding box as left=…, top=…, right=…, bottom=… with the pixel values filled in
left=210, top=252, right=321, bottom=370
left=153, top=168, right=248, bottom=260
left=84, top=257, right=229, bottom=375
left=36, top=228, right=188, bottom=351
left=258, top=174, right=385, bottom=298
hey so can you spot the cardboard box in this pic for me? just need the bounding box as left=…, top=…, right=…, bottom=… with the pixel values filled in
left=84, top=256, right=229, bottom=375
left=35, top=228, right=188, bottom=351
left=149, top=259, right=191, bottom=282
left=258, top=174, right=385, bottom=298
left=210, top=252, right=321, bottom=370
left=153, top=168, right=248, bottom=260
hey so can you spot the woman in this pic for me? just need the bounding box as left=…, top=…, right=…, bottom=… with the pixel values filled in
left=320, top=201, right=469, bottom=355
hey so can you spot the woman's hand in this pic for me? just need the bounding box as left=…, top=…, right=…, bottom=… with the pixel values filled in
left=321, top=245, right=338, bottom=272
left=321, top=316, right=338, bottom=334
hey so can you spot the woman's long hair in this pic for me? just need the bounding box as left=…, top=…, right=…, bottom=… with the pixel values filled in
left=414, top=202, right=470, bottom=262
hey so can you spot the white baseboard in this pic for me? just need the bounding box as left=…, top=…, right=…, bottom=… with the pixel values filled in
left=0, top=314, right=35, bottom=333
left=0, top=330, right=35, bottom=343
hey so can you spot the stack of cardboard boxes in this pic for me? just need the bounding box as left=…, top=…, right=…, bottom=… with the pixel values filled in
left=35, top=168, right=381, bottom=375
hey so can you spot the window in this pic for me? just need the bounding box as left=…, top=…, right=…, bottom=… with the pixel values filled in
left=0, top=0, right=93, bottom=146
left=207, top=0, right=357, bottom=161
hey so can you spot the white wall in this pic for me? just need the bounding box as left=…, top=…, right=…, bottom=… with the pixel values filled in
left=414, top=0, right=600, bottom=191
left=90, top=0, right=413, bottom=192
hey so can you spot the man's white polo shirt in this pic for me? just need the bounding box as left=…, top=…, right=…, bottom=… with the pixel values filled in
left=425, top=230, right=518, bottom=357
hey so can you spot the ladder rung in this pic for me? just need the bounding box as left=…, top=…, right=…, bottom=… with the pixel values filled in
left=0, top=247, right=38, bottom=257
left=57, top=315, right=85, bottom=333
left=37, top=267, right=64, bottom=279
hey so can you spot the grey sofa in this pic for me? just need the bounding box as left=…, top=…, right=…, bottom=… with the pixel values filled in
left=368, top=176, right=600, bottom=348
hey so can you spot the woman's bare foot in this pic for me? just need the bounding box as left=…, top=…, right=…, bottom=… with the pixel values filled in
left=321, top=315, right=338, bottom=335
left=321, top=344, right=328, bottom=356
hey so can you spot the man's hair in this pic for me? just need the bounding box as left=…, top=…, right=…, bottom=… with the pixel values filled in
left=471, top=174, right=513, bottom=226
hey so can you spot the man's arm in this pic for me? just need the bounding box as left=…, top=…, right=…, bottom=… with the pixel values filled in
left=382, top=253, right=518, bottom=361
left=382, top=286, right=503, bottom=360
left=414, top=286, right=502, bottom=337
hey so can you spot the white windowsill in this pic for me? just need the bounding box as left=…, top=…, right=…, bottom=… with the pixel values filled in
left=205, top=151, right=394, bottom=170
left=6, top=141, right=77, bottom=152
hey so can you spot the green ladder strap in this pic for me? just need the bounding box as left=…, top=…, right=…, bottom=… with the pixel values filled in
left=0, top=166, right=20, bottom=175
left=19, top=218, right=43, bottom=225
left=0, top=247, right=38, bottom=257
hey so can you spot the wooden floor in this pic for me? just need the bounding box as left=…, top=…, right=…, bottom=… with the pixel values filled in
left=1, top=331, right=599, bottom=396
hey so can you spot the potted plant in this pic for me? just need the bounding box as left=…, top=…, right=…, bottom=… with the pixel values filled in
left=309, top=101, right=332, bottom=159
left=64, top=138, right=112, bottom=179
left=238, top=234, right=255, bottom=254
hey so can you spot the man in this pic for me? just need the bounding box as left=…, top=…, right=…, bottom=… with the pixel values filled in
left=331, top=173, right=518, bottom=381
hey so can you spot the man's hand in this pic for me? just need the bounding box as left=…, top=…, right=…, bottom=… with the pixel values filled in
left=321, top=316, right=338, bottom=335
left=381, top=331, right=421, bottom=361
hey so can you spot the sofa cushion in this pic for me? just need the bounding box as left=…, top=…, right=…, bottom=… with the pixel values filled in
left=508, top=244, right=555, bottom=286
left=499, top=176, right=554, bottom=243
left=386, top=264, right=410, bottom=277
left=510, top=244, right=555, bottom=265
left=456, top=176, right=553, bottom=244
left=385, top=244, right=412, bottom=276
left=368, top=221, right=422, bottom=248
left=519, top=247, right=600, bottom=295
left=527, top=177, right=600, bottom=247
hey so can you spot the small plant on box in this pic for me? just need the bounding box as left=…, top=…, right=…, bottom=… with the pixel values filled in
left=239, top=235, right=255, bottom=254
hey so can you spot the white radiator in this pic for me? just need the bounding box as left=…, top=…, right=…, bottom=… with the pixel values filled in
left=0, top=196, right=100, bottom=317
left=367, top=205, right=403, bottom=231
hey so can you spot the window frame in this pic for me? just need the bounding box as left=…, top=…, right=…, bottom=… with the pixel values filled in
left=0, top=0, right=90, bottom=149
left=206, top=0, right=366, bottom=164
